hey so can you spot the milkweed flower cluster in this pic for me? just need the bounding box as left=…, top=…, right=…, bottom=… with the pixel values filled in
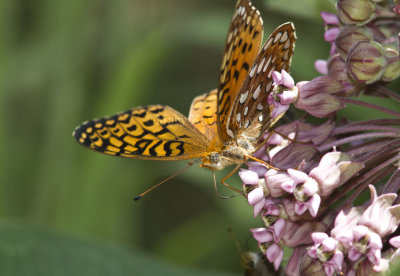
left=240, top=0, right=400, bottom=275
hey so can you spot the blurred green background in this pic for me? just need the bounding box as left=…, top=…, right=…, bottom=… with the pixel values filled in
left=0, top=0, right=335, bottom=275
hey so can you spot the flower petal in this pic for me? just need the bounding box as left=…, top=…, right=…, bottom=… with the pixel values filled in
left=248, top=187, right=264, bottom=205
left=239, top=169, right=259, bottom=185
left=251, top=228, right=273, bottom=243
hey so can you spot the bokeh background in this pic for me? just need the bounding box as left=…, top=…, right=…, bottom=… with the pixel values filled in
left=0, top=0, right=337, bottom=275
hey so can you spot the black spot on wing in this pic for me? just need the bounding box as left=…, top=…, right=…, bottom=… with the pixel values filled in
left=127, top=125, right=137, bottom=131
left=149, top=140, right=163, bottom=157
left=149, top=107, right=165, bottom=114
left=73, top=120, right=96, bottom=147
left=144, top=120, right=154, bottom=126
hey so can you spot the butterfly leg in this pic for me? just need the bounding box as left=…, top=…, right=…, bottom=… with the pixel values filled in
left=220, top=164, right=246, bottom=197
left=213, top=171, right=240, bottom=199
left=244, top=155, right=282, bottom=171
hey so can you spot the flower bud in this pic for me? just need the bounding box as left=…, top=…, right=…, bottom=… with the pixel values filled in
left=295, top=76, right=345, bottom=118
left=327, top=54, right=365, bottom=96
left=327, top=54, right=347, bottom=81
left=270, top=142, right=318, bottom=171
left=335, top=26, right=373, bottom=58
left=337, top=0, right=376, bottom=25
left=298, top=120, right=335, bottom=145
left=381, top=48, right=400, bottom=82
left=283, top=221, right=326, bottom=247
left=347, top=40, right=387, bottom=84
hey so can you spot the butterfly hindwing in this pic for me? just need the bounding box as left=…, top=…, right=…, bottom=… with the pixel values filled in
left=217, top=0, right=263, bottom=142
left=188, top=89, right=218, bottom=141
left=74, top=105, right=209, bottom=160
left=226, top=22, right=296, bottom=142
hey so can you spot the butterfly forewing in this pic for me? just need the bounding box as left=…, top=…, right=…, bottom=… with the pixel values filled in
left=227, top=23, right=296, bottom=142
left=74, top=105, right=209, bottom=160
left=217, top=0, right=263, bottom=142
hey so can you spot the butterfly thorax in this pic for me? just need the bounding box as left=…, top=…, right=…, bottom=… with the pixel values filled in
left=200, top=136, right=256, bottom=171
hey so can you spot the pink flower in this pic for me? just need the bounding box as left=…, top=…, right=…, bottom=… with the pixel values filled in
left=282, top=169, right=309, bottom=193
left=320, top=11, right=339, bottom=26
left=239, top=168, right=259, bottom=185
left=240, top=169, right=268, bottom=217
left=347, top=225, right=383, bottom=267
left=309, top=152, right=363, bottom=196
left=315, top=59, right=328, bottom=75
left=280, top=169, right=321, bottom=217
left=251, top=227, right=284, bottom=271
left=324, top=251, right=344, bottom=276
left=331, top=207, right=363, bottom=243
left=262, top=215, right=286, bottom=241
left=389, top=236, right=400, bottom=259
left=389, top=236, right=400, bottom=248
left=324, top=27, right=340, bottom=43
left=272, top=69, right=295, bottom=88
left=294, top=194, right=321, bottom=217
left=268, top=70, right=298, bottom=119
left=251, top=227, right=274, bottom=243
left=266, top=243, right=284, bottom=271
left=308, top=232, right=344, bottom=276
left=320, top=11, right=340, bottom=57
left=264, top=170, right=292, bottom=197
left=359, top=185, right=400, bottom=237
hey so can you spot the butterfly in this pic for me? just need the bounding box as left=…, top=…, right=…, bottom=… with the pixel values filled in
left=73, top=0, right=296, bottom=180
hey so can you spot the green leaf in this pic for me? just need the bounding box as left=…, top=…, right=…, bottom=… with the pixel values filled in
left=0, top=221, right=237, bottom=276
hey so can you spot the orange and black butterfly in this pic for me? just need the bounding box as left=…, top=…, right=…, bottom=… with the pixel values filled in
left=73, top=0, right=296, bottom=177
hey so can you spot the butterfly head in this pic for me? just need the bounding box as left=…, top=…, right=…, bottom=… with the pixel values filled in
left=201, top=140, right=253, bottom=171
left=201, top=152, right=225, bottom=171
left=201, top=150, right=242, bottom=171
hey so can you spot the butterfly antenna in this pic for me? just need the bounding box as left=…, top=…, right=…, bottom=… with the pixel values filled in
left=134, top=160, right=200, bottom=201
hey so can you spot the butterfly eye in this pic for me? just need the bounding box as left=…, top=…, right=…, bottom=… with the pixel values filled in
left=208, top=152, right=221, bottom=163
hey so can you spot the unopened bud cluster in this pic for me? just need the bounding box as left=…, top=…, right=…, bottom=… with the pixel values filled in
left=239, top=1, right=400, bottom=275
